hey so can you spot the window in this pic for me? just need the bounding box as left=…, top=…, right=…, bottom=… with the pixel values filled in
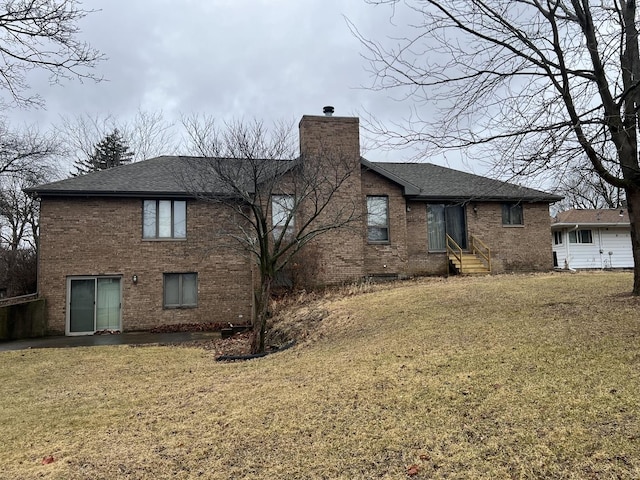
left=143, top=200, right=186, bottom=239
left=164, top=273, right=197, bottom=308
left=568, top=229, right=593, bottom=244
left=502, top=203, right=524, bottom=225
left=367, top=196, right=389, bottom=242
left=272, top=195, right=295, bottom=239
left=553, top=231, right=563, bottom=245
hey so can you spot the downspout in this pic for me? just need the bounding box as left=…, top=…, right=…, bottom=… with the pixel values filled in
left=597, top=228, right=604, bottom=269
left=564, top=225, right=578, bottom=272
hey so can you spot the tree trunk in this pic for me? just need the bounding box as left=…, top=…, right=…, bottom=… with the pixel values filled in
left=250, top=275, right=272, bottom=354
left=626, top=187, right=640, bottom=295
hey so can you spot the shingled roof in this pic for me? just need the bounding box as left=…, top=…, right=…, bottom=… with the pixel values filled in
left=364, top=160, right=562, bottom=202
left=25, top=156, right=297, bottom=198
left=552, top=208, right=630, bottom=227
left=27, top=155, right=561, bottom=203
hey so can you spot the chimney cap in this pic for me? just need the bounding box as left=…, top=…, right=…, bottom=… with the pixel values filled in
left=323, top=106, right=335, bottom=116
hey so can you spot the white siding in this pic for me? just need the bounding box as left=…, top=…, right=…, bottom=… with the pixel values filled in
left=552, top=227, right=633, bottom=269
left=598, top=228, right=633, bottom=268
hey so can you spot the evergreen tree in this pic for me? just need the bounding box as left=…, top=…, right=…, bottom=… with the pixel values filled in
left=72, top=129, right=134, bottom=176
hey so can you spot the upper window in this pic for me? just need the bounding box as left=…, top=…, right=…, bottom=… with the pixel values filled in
left=568, top=229, right=593, bottom=244
left=143, top=200, right=186, bottom=239
left=272, top=195, right=295, bottom=240
left=164, top=273, right=197, bottom=308
left=367, top=196, right=389, bottom=243
left=502, top=203, right=524, bottom=226
left=553, top=231, right=563, bottom=245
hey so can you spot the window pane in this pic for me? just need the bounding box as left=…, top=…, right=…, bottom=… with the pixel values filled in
left=554, top=231, right=562, bottom=245
left=445, top=205, right=466, bottom=249
left=511, top=205, right=523, bottom=224
left=143, top=200, right=157, bottom=238
left=569, top=231, right=577, bottom=243
left=182, top=273, right=197, bottom=305
left=502, top=203, right=523, bottom=225
left=173, top=201, right=186, bottom=238
left=580, top=230, right=592, bottom=243
left=367, top=226, right=389, bottom=242
left=367, top=197, right=388, bottom=227
left=158, top=200, right=172, bottom=237
left=164, top=274, right=180, bottom=306
left=427, top=204, right=446, bottom=251
left=367, top=196, right=389, bottom=242
left=272, top=195, right=294, bottom=237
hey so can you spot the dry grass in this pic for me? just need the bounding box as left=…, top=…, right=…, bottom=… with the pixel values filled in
left=1, top=272, right=640, bottom=479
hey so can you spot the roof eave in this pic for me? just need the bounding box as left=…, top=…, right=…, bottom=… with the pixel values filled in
left=360, top=158, right=422, bottom=196
left=407, top=194, right=561, bottom=202
left=27, top=190, right=200, bottom=198
left=552, top=222, right=630, bottom=228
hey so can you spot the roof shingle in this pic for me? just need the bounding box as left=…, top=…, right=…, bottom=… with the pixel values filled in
left=26, top=155, right=561, bottom=203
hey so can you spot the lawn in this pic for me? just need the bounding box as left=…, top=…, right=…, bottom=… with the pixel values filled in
left=1, top=272, right=639, bottom=479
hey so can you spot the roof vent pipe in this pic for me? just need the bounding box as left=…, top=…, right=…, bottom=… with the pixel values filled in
left=323, top=106, right=334, bottom=116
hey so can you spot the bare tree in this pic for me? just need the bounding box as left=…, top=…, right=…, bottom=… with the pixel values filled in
left=353, top=0, right=640, bottom=294
left=182, top=117, right=361, bottom=353
left=58, top=110, right=177, bottom=173
left=0, top=0, right=104, bottom=108
left=558, top=165, right=626, bottom=211
left=0, top=164, right=56, bottom=298
left=0, top=119, right=58, bottom=178
left=128, top=110, right=177, bottom=161
left=0, top=174, right=40, bottom=250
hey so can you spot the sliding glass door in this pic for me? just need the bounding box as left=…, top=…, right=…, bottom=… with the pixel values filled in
left=68, top=276, right=121, bottom=335
left=427, top=204, right=467, bottom=251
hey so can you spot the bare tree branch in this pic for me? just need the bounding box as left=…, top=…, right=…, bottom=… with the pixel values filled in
left=179, top=117, right=361, bottom=352
left=0, top=0, right=104, bottom=108
left=354, top=0, right=640, bottom=293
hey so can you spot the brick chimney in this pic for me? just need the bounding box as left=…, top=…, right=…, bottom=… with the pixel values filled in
left=299, top=109, right=360, bottom=162
left=296, top=109, right=364, bottom=285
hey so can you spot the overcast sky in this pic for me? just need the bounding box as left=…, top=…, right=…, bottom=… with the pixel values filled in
left=7, top=0, right=478, bottom=172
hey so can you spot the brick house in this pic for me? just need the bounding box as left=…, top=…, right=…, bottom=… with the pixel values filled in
left=27, top=112, right=561, bottom=335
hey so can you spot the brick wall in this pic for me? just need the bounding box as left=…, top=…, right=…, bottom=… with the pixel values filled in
left=403, top=200, right=554, bottom=275
left=297, top=115, right=364, bottom=285
left=467, top=201, right=554, bottom=272
left=406, top=200, right=449, bottom=275
left=38, top=197, right=253, bottom=334
left=361, top=168, right=409, bottom=277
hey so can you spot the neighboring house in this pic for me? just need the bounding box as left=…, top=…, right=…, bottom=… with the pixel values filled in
left=27, top=112, right=561, bottom=336
left=552, top=208, right=633, bottom=269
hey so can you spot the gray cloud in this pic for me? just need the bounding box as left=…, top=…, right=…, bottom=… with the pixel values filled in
left=6, top=0, right=458, bottom=166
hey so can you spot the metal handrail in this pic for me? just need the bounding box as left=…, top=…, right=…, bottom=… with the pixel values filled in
left=471, top=235, right=491, bottom=272
left=446, top=234, right=463, bottom=272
